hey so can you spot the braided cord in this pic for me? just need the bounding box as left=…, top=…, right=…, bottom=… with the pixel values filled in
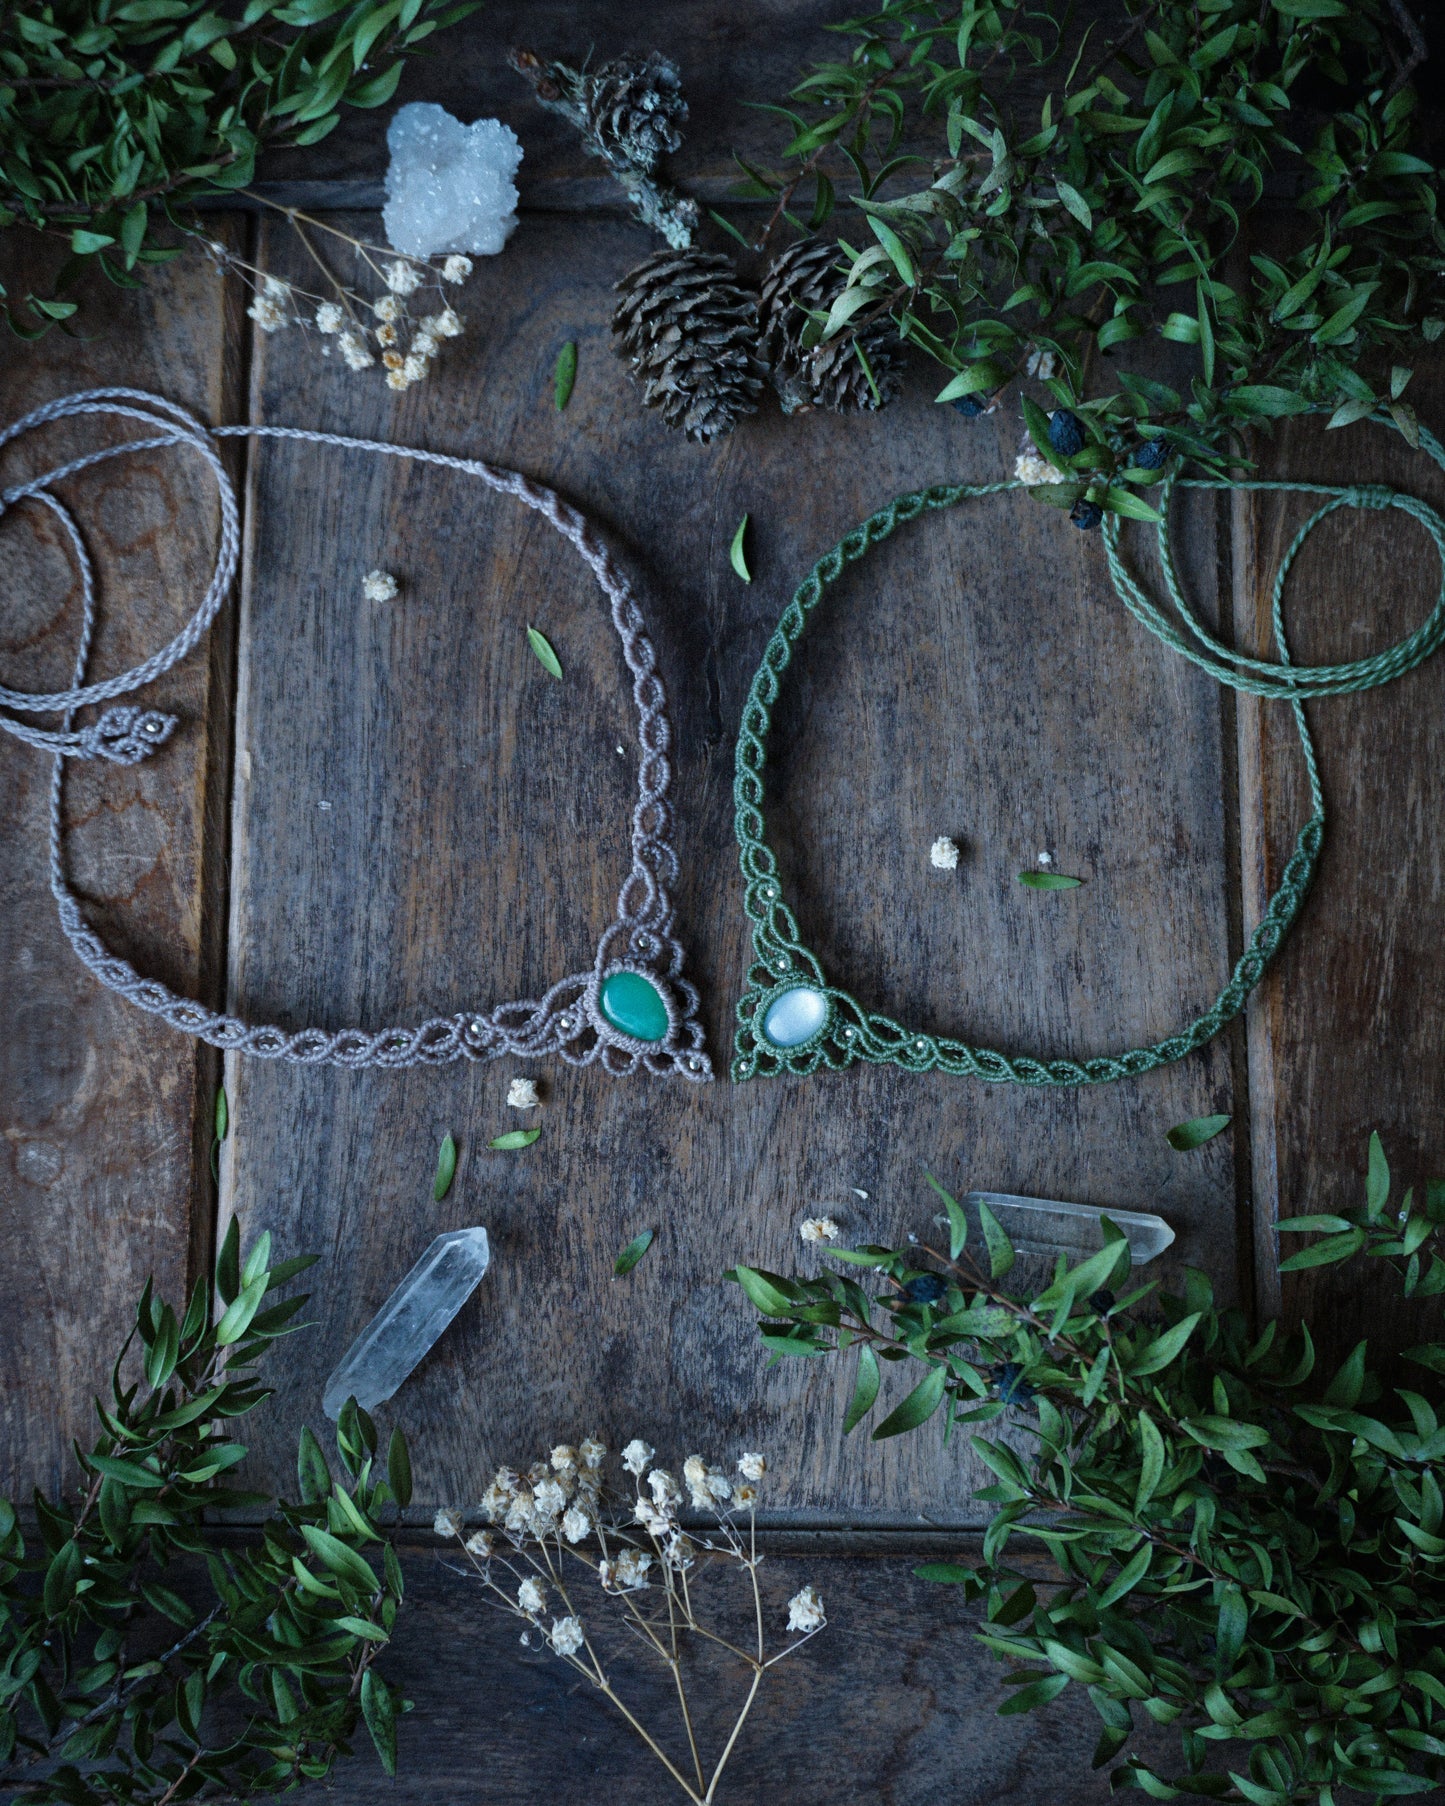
left=1, top=388, right=711, bottom=1079
left=732, top=417, right=1445, bottom=1086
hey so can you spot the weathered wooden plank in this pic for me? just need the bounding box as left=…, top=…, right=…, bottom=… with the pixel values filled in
left=0, top=234, right=244, bottom=1493
left=314, top=1541, right=1185, bottom=1804
left=219, top=208, right=1241, bottom=1524
left=1233, top=367, right=1445, bottom=1348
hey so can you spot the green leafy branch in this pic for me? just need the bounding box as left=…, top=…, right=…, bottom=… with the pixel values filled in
left=729, top=1136, right=1445, bottom=1804
left=0, top=1217, right=414, bottom=1803
left=739, top=0, right=1443, bottom=509
left=0, top=0, right=478, bottom=336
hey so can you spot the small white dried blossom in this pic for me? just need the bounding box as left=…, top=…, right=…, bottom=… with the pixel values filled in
left=647, top=1469, right=679, bottom=1506
left=261, top=274, right=291, bottom=301
left=442, top=254, right=473, bottom=284
left=384, top=259, right=424, bottom=295
left=683, top=1456, right=730, bottom=1511
left=504, top=1490, right=536, bottom=1535
left=732, top=1482, right=758, bottom=1508
left=663, top=1532, right=696, bottom=1571
left=338, top=330, right=374, bottom=371
left=386, top=368, right=412, bottom=392
left=373, top=292, right=403, bottom=323
left=1038, top=850, right=1053, bottom=866
left=411, top=329, right=441, bottom=359
left=362, top=569, right=398, bottom=603
left=247, top=295, right=288, bottom=333
left=517, top=1577, right=546, bottom=1615
left=738, top=1452, right=767, bottom=1481
left=634, top=1497, right=672, bottom=1537
left=549, top=1615, right=584, bottom=1656
left=622, top=1439, right=654, bottom=1476
left=561, top=1506, right=591, bottom=1544
left=787, top=1584, right=826, bottom=1634
left=507, top=1077, right=541, bottom=1109
left=617, top=1548, right=651, bottom=1589
left=799, top=1216, right=840, bottom=1245
left=550, top=1444, right=576, bottom=1473
left=401, top=352, right=429, bottom=385
left=433, top=306, right=464, bottom=338
left=1013, top=446, right=1067, bottom=486
left=930, top=835, right=960, bottom=870
left=433, top=1507, right=463, bottom=1537
left=1025, top=347, right=1058, bottom=380
left=532, top=1478, right=567, bottom=1524
left=579, top=1437, right=606, bottom=1470
left=315, top=300, right=345, bottom=334
left=376, top=320, right=399, bottom=348
left=481, top=1468, right=519, bottom=1521
left=464, top=1529, right=494, bottom=1558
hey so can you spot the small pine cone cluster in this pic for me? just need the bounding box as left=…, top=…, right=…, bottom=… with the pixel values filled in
left=612, top=249, right=768, bottom=444
left=613, top=236, right=905, bottom=443
left=759, top=238, right=904, bottom=415
left=584, top=53, right=687, bottom=174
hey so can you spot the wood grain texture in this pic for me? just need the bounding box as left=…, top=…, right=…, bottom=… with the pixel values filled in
left=305, top=1541, right=1187, bottom=1805
left=218, top=210, right=1243, bottom=1526
left=1233, top=366, right=1445, bottom=1350
left=0, top=233, right=244, bottom=1492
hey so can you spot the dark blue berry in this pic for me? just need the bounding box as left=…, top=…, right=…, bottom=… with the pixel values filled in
left=1048, top=408, right=1086, bottom=457
left=1088, top=1289, right=1116, bottom=1314
left=951, top=394, right=986, bottom=418
left=996, top=1361, right=1036, bottom=1405
left=901, top=1273, right=947, bottom=1305
left=1070, top=498, right=1103, bottom=531
left=1134, top=438, right=1169, bottom=470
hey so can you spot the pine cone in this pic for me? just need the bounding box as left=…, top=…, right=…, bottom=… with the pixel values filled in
left=613, top=249, right=766, bottom=443
left=584, top=53, right=687, bottom=175
left=759, top=238, right=904, bottom=415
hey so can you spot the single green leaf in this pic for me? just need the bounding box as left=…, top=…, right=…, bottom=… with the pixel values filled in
left=489, top=1128, right=541, bottom=1150
left=1055, top=180, right=1092, bottom=228
left=1366, top=1130, right=1390, bottom=1217
left=300, top=1522, right=378, bottom=1591
left=553, top=339, right=577, bottom=411
left=872, top=1363, right=947, bottom=1439
left=297, top=1425, right=331, bottom=1504
left=387, top=1427, right=412, bottom=1508
left=433, top=1132, right=457, bottom=1201
left=361, top=1668, right=398, bottom=1776
left=336, top=1614, right=390, bottom=1640
left=914, top=1561, right=976, bottom=1584
left=614, top=1229, right=655, bottom=1275
left=734, top=1265, right=797, bottom=1315
left=1167, top=1114, right=1231, bottom=1151
left=527, top=626, right=562, bottom=681
left=843, top=1344, right=880, bottom=1434
left=1018, top=870, right=1082, bottom=890
left=978, top=1198, right=1015, bottom=1279
left=730, top=513, right=752, bottom=583
left=214, top=1085, right=228, bottom=1142
left=925, top=1171, right=968, bottom=1259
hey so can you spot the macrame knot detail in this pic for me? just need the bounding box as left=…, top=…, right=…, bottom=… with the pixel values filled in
left=1345, top=484, right=1396, bottom=510
left=78, top=707, right=178, bottom=763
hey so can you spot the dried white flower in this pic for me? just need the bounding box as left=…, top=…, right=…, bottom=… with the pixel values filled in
left=799, top=1216, right=840, bottom=1245
left=738, top=1452, right=767, bottom=1481
left=433, top=306, right=464, bottom=338
left=787, top=1584, right=826, bottom=1634
left=401, top=352, right=430, bottom=384
left=532, top=1478, right=567, bottom=1525
left=549, top=1615, right=584, bottom=1657
left=732, top=1482, right=758, bottom=1508
left=504, top=1489, right=535, bottom=1534
left=683, top=1456, right=729, bottom=1511
left=622, top=1439, right=654, bottom=1476
left=315, top=300, right=345, bottom=334
left=338, top=330, right=374, bottom=371
left=1038, top=851, right=1053, bottom=866
left=386, top=368, right=412, bottom=392
left=579, top=1437, right=606, bottom=1471
left=442, top=253, right=473, bottom=284
left=411, top=329, right=441, bottom=359
left=481, top=1468, right=519, bottom=1521
left=634, top=1497, right=672, bottom=1537
left=517, top=1577, right=546, bottom=1615
left=376, top=320, right=399, bottom=348
left=464, top=1529, right=494, bottom=1557
left=1013, top=446, right=1067, bottom=486
left=384, top=258, right=425, bottom=295
left=362, top=569, right=398, bottom=603
left=663, top=1532, right=695, bottom=1571
left=433, top=1507, right=463, bottom=1538
left=561, top=1506, right=591, bottom=1544
left=507, top=1077, right=541, bottom=1109
left=373, top=293, right=403, bottom=323
left=617, top=1548, right=651, bottom=1589
left=550, top=1444, right=576, bottom=1473
left=247, top=295, right=288, bottom=333
left=930, top=835, right=960, bottom=870
left=1025, top=347, right=1058, bottom=381
left=647, top=1469, right=679, bottom=1506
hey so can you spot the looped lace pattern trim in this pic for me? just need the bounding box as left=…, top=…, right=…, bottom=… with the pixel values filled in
left=0, top=387, right=710, bottom=1080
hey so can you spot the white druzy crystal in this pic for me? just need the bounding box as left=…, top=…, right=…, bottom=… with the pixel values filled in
left=383, top=103, right=522, bottom=258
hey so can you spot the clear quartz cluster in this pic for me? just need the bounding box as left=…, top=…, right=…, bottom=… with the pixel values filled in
left=383, top=103, right=522, bottom=258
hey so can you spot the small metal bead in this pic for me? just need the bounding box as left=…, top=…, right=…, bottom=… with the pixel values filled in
left=466, top=1018, right=484, bottom=1039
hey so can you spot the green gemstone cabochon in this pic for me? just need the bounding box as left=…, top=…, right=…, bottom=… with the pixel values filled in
left=598, top=969, right=670, bottom=1043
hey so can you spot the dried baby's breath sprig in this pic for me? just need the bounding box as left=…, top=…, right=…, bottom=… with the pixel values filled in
left=195, top=196, right=472, bottom=395
left=441, top=1438, right=825, bottom=1803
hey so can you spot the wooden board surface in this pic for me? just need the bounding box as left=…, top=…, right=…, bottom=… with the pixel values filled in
left=217, top=207, right=1242, bottom=1527
left=0, top=234, right=243, bottom=1492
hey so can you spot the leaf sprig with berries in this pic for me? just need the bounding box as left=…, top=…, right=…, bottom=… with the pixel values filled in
left=729, top=1134, right=1445, bottom=1804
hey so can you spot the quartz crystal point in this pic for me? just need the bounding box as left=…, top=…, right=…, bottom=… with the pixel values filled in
left=958, top=1192, right=1174, bottom=1265
left=322, top=1227, right=490, bottom=1419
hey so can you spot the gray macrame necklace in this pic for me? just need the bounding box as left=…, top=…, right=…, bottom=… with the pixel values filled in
left=0, top=388, right=711, bottom=1082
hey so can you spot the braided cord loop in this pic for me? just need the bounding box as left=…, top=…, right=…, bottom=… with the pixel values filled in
left=0, top=389, right=711, bottom=1079
left=732, top=416, right=1445, bottom=1086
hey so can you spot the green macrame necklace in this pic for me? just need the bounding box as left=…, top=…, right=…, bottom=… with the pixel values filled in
left=731, top=418, right=1445, bottom=1086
